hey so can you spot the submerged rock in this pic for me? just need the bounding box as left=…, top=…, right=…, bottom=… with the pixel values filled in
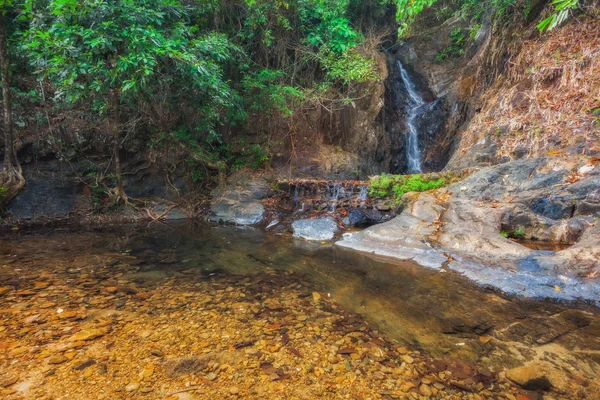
left=292, top=218, right=339, bottom=242
left=505, top=364, right=552, bottom=391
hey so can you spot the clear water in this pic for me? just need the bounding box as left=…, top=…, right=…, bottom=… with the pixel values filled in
left=2, top=223, right=600, bottom=394
left=397, top=60, right=424, bottom=174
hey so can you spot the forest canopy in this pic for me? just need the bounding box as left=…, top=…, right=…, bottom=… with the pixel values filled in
left=0, top=0, right=585, bottom=204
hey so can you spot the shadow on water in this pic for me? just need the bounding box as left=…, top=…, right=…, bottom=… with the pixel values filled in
left=3, top=222, right=600, bottom=379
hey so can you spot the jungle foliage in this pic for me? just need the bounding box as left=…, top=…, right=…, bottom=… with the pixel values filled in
left=0, top=0, right=588, bottom=202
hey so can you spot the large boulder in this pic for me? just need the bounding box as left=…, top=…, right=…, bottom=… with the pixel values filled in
left=337, top=158, right=600, bottom=302
left=292, top=218, right=339, bottom=242
left=210, top=170, right=272, bottom=226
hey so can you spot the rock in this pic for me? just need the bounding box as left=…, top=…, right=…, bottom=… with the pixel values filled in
left=312, top=292, right=322, bottom=303
left=210, top=170, right=272, bottom=226
left=0, top=376, right=18, bottom=388
left=341, top=208, right=385, bottom=227
left=151, top=203, right=187, bottom=220
left=5, top=162, right=77, bottom=220
left=206, top=372, right=218, bottom=381
left=125, top=382, right=140, bottom=392
left=577, top=189, right=600, bottom=216
left=419, top=384, right=432, bottom=396
left=292, top=218, right=339, bottom=242
left=57, top=311, right=78, bottom=320
left=375, top=203, right=391, bottom=211
left=401, top=355, right=414, bottom=364
left=338, top=158, right=600, bottom=301
left=114, top=299, right=126, bottom=308
left=163, top=356, right=209, bottom=378
left=73, top=359, right=96, bottom=371
left=229, top=386, right=239, bottom=395
left=68, top=328, right=109, bottom=342
left=48, top=355, right=68, bottom=365
left=530, top=196, right=574, bottom=220
left=34, top=281, right=51, bottom=289
left=506, top=365, right=552, bottom=391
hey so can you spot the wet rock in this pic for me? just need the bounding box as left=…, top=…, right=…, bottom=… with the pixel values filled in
left=337, top=158, right=600, bottom=301
left=0, top=376, right=18, bottom=388
left=73, top=359, right=96, bottom=371
left=68, top=328, right=109, bottom=342
left=210, top=170, right=272, bottom=226
left=506, top=365, right=552, bottom=391
left=151, top=203, right=187, bottom=220
left=125, top=382, right=140, bottom=392
left=206, top=372, right=218, bottom=381
left=375, top=203, right=391, bottom=211
left=419, top=384, right=432, bottom=396
left=292, top=218, right=339, bottom=242
left=163, top=357, right=209, bottom=378
left=48, top=355, right=68, bottom=365
left=342, top=208, right=385, bottom=227
left=5, top=162, right=78, bottom=220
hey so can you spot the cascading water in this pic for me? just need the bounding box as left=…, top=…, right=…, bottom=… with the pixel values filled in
left=397, top=61, right=424, bottom=174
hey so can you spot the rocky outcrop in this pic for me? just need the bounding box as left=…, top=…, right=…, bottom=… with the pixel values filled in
left=209, top=170, right=273, bottom=226
left=269, top=52, right=388, bottom=180
left=337, top=158, right=600, bottom=302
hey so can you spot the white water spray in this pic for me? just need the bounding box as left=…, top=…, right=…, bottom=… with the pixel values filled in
left=397, top=60, right=424, bottom=174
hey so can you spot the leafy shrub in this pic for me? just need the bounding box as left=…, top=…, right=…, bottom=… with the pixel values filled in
left=0, top=186, right=7, bottom=198
left=435, top=28, right=465, bottom=63
left=537, top=0, right=578, bottom=31
left=513, top=227, right=526, bottom=238
left=369, top=173, right=448, bottom=201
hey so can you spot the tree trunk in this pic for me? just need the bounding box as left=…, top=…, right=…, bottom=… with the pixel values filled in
left=0, top=11, right=24, bottom=207
left=0, top=12, right=16, bottom=180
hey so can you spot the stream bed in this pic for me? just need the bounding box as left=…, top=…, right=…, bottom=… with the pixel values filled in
left=1, top=222, right=599, bottom=399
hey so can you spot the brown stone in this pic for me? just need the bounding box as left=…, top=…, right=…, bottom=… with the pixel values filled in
left=68, top=328, right=110, bottom=342
left=48, top=355, right=68, bottom=365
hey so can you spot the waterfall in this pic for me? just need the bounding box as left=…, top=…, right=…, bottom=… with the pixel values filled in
left=358, top=185, right=368, bottom=201
left=397, top=60, right=424, bottom=174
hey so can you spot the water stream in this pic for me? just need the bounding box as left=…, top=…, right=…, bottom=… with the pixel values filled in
left=397, top=60, right=424, bottom=174
left=2, top=223, right=599, bottom=397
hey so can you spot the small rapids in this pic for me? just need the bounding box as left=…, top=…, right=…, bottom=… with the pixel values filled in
left=286, top=180, right=370, bottom=213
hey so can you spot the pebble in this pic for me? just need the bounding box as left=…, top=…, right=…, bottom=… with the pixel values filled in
left=68, top=328, right=109, bottom=342
left=0, top=376, right=18, bottom=388
left=48, top=355, right=68, bottom=365
left=419, top=384, right=432, bottom=396
left=206, top=372, right=218, bottom=381
left=125, top=382, right=140, bottom=392
left=0, top=235, right=528, bottom=400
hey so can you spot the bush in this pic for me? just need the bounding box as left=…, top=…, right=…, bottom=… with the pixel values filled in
left=369, top=173, right=448, bottom=201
